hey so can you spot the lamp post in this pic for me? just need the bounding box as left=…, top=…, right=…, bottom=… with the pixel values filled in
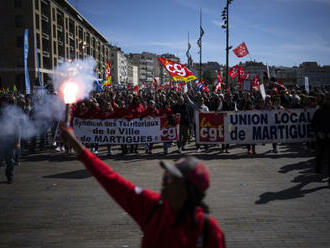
left=221, top=0, right=233, bottom=86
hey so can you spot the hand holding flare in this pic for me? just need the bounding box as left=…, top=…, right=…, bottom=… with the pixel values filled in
left=62, top=81, right=79, bottom=127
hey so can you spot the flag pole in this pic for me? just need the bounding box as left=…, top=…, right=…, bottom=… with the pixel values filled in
left=225, top=1, right=229, bottom=87
left=199, top=8, right=202, bottom=82
left=187, top=32, right=189, bottom=68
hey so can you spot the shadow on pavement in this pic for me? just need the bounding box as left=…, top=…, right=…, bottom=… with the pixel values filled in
left=43, top=169, right=92, bottom=179
left=19, top=143, right=314, bottom=163
left=255, top=159, right=329, bottom=204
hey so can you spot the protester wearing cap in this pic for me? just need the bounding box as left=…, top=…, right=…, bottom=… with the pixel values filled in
left=60, top=125, right=226, bottom=247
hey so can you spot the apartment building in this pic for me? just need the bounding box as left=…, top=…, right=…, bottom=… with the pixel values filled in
left=127, top=62, right=138, bottom=85
left=297, top=62, right=330, bottom=87
left=109, top=45, right=128, bottom=84
left=0, top=0, right=110, bottom=92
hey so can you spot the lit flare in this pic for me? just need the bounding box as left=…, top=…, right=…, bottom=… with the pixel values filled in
left=62, top=81, right=79, bottom=104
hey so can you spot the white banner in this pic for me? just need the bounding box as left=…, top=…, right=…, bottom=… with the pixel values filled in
left=196, top=109, right=316, bottom=144
left=73, top=117, right=178, bottom=144
left=305, top=76, right=309, bottom=94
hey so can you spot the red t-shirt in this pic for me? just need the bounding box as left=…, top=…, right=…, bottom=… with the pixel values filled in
left=78, top=148, right=226, bottom=248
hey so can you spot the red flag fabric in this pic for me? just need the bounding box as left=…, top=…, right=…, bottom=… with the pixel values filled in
left=217, top=71, right=224, bottom=84
left=251, top=75, right=260, bottom=91
left=174, top=83, right=181, bottom=92
left=239, top=66, right=246, bottom=80
left=228, top=65, right=239, bottom=79
left=215, top=82, right=222, bottom=92
left=233, top=42, right=249, bottom=58
left=158, top=56, right=197, bottom=82
left=133, top=85, right=140, bottom=95
left=202, top=84, right=210, bottom=92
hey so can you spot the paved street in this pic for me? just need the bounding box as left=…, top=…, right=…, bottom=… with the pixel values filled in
left=0, top=143, right=329, bottom=248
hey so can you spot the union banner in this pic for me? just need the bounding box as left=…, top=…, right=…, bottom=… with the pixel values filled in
left=73, top=117, right=179, bottom=144
left=196, top=109, right=316, bottom=144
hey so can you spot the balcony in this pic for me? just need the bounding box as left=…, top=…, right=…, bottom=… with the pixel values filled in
left=41, top=14, right=48, bottom=22
left=42, top=33, right=49, bottom=40
left=43, top=51, right=50, bottom=58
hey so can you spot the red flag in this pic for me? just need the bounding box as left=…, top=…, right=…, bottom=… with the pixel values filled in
left=228, top=65, right=239, bottom=79
left=133, top=85, right=140, bottom=95
left=233, top=42, right=249, bottom=58
left=202, top=84, right=210, bottom=92
left=217, top=71, right=224, bottom=84
left=174, top=83, right=181, bottom=92
left=251, top=75, right=260, bottom=91
left=152, top=77, right=158, bottom=89
left=245, top=73, right=250, bottom=80
left=215, top=82, right=222, bottom=92
left=158, top=56, right=197, bottom=82
left=215, top=71, right=224, bottom=92
left=239, top=66, right=246, bottom=80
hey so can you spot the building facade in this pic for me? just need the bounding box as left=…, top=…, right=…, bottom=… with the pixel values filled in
left=109, top=45, right=128, bottom=84
left=127, top=63, right=138, bottom=85
left=297, top=62, right=330, bottom=87
left=0, top=0, right=110, bottom=92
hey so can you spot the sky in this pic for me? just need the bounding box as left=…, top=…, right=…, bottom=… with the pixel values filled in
left=68, top=0, right=330, bottom=67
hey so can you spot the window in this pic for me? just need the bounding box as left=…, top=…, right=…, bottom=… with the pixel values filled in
left=35, top=14, right=39, bottom=29
left=53, top=41, right=56, bottom=55
left=43, top=56, right=51, bottom=69
left=35, top=0, right=39, bottom=10
left=36, top=33, right=40, bottom=49
left=54, top=58, right=57, bottom=67
left=14, top=0, right=22, bottom=8
left=16, top=36, right=23, bottom=48
left=15, top=15, right=23, bottom=27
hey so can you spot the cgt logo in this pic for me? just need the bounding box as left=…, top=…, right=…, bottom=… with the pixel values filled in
left=161, top=127, right=177, bottom=140
left=200, top=126, right=224, bottom=142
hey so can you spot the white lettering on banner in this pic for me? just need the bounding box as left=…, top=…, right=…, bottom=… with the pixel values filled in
left=73, top=117, right=178, bottom=144
left=166, top=63, right=187, bottom=77
left=196, top=109, right=316, bottom=144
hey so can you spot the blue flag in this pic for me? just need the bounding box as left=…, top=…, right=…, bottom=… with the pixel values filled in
left=34, top=33, right=43, bottom=86
left=24, top=29, right=31, bottom=94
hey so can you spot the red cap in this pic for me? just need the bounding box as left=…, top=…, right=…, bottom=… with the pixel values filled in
left=160, top=156, right=210, bottom=192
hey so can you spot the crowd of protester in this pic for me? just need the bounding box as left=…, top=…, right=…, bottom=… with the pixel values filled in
left=1, top=79, right=330, bottom=184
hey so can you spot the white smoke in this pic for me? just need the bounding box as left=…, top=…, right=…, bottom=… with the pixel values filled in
left=51, top=57, right=97, bottom=101
left=0, top=58, right=97, bottom=143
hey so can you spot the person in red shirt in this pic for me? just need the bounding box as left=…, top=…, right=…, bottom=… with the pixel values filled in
left=59, top=124, right=226, bottom=248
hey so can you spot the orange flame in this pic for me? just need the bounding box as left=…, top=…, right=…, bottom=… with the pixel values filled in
left=62, top=81, right=79, bottom=104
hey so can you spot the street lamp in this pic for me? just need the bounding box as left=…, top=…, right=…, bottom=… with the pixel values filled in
left=221, top=0, right=234, bottom=86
